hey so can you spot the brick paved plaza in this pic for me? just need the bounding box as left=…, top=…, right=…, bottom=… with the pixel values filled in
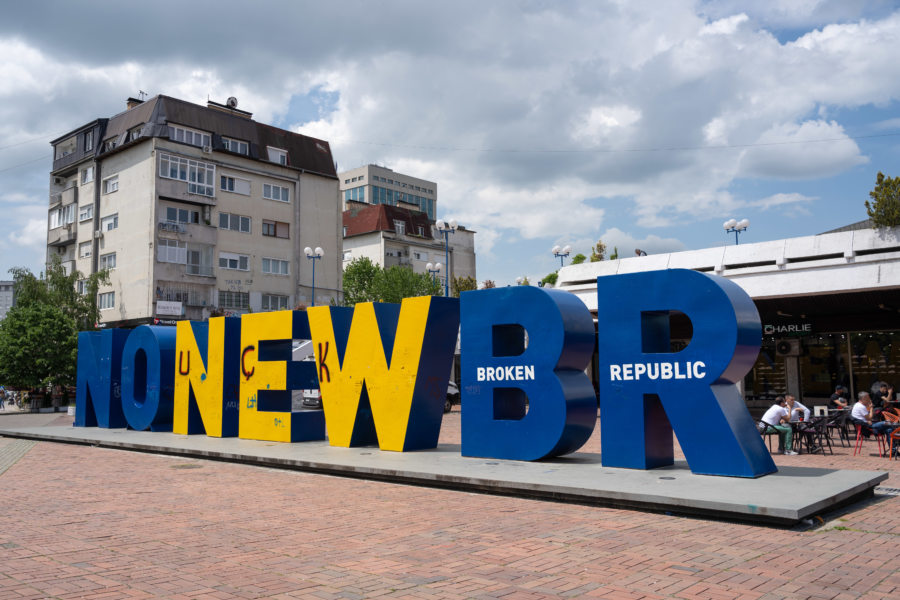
left=2, top=410, right=899, bottom=600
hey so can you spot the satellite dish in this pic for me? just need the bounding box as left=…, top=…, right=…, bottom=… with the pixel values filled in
left=226, top=97, right=238, bottom=109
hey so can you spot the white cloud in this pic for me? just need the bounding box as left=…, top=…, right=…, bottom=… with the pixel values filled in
left=8, top=217, right=46, bottom=248
left=739, top=120, right=867, bottom=179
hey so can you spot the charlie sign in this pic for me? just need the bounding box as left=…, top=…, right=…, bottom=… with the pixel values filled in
left=75, top=269, right=776, bottom=478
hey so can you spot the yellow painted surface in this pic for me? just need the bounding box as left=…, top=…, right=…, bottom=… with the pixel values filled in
left=239, top=310, right=293, bottom=442
left=307, top=297, right=431, bottom=450
left=173, top=318, right=226, bottom=436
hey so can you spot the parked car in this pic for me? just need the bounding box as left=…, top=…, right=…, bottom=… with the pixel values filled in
left=302, top=389, right=322, bottom=409
left=445, top=381, right=460, bottom=413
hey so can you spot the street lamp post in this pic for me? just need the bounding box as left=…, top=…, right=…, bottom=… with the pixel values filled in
left=304, top=246, right=324, bottom=306
left=425, top=262, right=442, bottom=287
left=723, top=218, right=750, bottom=245
left=434, top=218, right=457, bottom=297
left=552, top=244, right=572, bottom=267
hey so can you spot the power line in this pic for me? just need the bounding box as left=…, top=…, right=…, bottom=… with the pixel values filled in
left=0, top=130, right=68, bottom=152
left=0, top=155, right=49, bottom=174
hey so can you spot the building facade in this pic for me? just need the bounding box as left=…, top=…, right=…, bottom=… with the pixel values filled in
left=338, top=164, right=437, bottom=220
left=555, top=223, right=900, bottom=414
left=342, top=203, right=476, bottom=291
left=0, top=281, right=13, bottom=321
left=47, top=96, right=342, bottom=327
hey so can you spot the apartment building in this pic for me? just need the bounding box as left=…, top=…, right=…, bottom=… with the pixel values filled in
left=342, top=202, right=476, bottom=291
left=0, top=281, right=13, bottom=321
left=338, top=164, right=437, bottom=219
left=47, top=95, right=342, bottom=327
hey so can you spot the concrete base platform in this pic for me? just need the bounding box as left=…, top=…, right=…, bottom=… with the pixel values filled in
left=1, top=421, right=887, bottom=526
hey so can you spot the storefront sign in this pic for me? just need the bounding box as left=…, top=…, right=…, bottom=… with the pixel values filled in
left=75, top=269, right=775, bottom=478
left=156, top=301, right=183, bottom=316
left=764, top=322, right=812, bottom=336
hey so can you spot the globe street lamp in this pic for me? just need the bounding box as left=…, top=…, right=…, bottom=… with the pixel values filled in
left=434, top=218, right=457, bottom=297
left=425, top=261, right=442, bottom=286
left=552, top=244, right=572, bottom=267
left=304, top=246, right=324, bottom=306
left=723, top=218, right=750, bottom=245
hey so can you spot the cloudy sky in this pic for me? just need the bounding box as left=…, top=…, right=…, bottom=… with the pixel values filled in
left=1, top=0, right=899, bottom=287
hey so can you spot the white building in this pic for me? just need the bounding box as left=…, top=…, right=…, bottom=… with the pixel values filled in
left=342, top=202, right=476, bottom=291
left=338, top=164, right=437, bottom=219
left=556, top=222, right=900, bottom=412
left=0, top=281, right=13, bottom=321
left=47, top=95, right=342, bottom=326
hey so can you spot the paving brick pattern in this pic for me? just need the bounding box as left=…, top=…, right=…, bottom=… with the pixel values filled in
left=1, top=411, right=899, bottom=599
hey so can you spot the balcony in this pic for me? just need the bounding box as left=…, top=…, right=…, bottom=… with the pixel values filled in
left=48, top=223, right=77, bottom=247
left=185, top=264, right=215, bottom=277
left=158, top=221, right=187, bottom=234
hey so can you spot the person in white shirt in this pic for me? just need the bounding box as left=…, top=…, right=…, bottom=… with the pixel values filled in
left=850, top=392, right=899, bottom=437
left=785, top=394, right=811, bottom=423
left=760, top=395, right=797, bottom=455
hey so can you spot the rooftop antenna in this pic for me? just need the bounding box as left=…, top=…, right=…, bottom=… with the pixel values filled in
left=138, top=90, right=147, bottom=101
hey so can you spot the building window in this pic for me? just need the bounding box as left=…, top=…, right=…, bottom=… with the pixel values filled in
left=414, top=251, right=426, bottom=261
left=262, top=183, right=290, bottom=202
left=50, top=204, right=76, bottom=229
left=128, top=126, right=142, bottom=142
left=103, top=175, right=119, bottom=194
left=81, top=166, right=94, bottom=184
left=220, top=175, right=251, bottom=195
left=158, top=239, right=187, bottom=264
left=168, top=124, right=211, bottom=148
left=100, top=213, right=118, bottom=231
left=359, top=175, right=365, bottom=181
left=394, top=220, right=405, bottom=235
left=343, top=250, right=352, bottom=261
left=55, top=136, right=76, bottom=159
left=76, top=280, right=88, bottom=295
left=267, top=147, right=288, bottom=165
left=99, top=252, right=116, bottom=270
left=78, top=241, right=92, bottom=259
left=261, top=220, right=289, bottom=238
left=344, top=186, right=365, bottom=202
left=159, top=153, right=215, bottom=197
left=222, top=137, right=248, bottom=155
left=103, top=139, right=117, bottom=152
left=262, top=257, right=289, bottom=275
left=166, top=206, right=200, bottom=225
left=218, top=252, right=249, bottom=271
left=218, top=290, right=249, bottom=310
left=417, top=226, right=424, bottom=236
left=261, top=294, right=289, bottom=311
left=186, top=245, right=214, bottom=276
left=84, top=131, right=93, bottom=152
left=218, top=212, right=251, bottom=233
left=98, top=291, right=115, bottom=310
left=79, top=205, right=93, bottom=222
left=342, top=226, right=347, bottom=237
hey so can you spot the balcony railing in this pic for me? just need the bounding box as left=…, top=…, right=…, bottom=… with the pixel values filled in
left=185, top=264, right=214, bottom=277
left=158, top=221, right=187, bottom=234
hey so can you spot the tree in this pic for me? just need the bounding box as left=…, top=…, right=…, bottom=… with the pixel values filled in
left=451, top=275, right=477, bottom=297
left=9, top=255, right=109, bottom=330
left=372, top=265, right=441, bottom=303
left=865, top=171, right=900, bottom=228
left=609, top=246, right=619, bottom=260
left=590, top=239, right=607, bottom=262
left=481, top=280, right=496, bottom=289
left=342, top=257, right=381, bottom=306
left=0, top=303, right=77, bottom=389
left=541, top=272, right=558, bottom=287
left=570, top=253, right=587, bottom=265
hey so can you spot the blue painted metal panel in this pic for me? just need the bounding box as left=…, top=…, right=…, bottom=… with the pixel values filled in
left=460, top=286, right=596, bottom=460
left=75, top=329, right=129, bottom=428
left=597, top=269, right=776, bottom=478
left=120, top=326, right=176, bottom=432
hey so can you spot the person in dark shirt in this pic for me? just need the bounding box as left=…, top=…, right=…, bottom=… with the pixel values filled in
left=873, top=382, right=895, bottom=411
left=828, top=385, right=848, bottom=410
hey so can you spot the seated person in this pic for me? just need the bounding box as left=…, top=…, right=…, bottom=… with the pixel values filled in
left=785, top=394, right=811, bottom=422
left=850, top=392, right=899, bottom=436
left=873, top=382, right=895, bottom=411
left=760, top=395, right=797, bottom=455
left=828, top=385, right=848, bottom=410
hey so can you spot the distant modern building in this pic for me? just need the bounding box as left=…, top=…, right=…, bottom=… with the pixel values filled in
left=342, top=202, right=476, bottom=291
left=47, top=95, right=342, bottom=327
left=556, top=223, right=900, bottom=413
left=0, top=281, right=13, bottom=321
left=338, top=164, right=437, bottom=219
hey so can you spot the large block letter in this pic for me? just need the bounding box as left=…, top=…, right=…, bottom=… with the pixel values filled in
left=120, top=326, right=176, bottom=432
left=238, top=310, right=325, bottom=443
left=460, top=286, right=596, bottom=460
left=307, top=296, right=459, bottom=451
left=173, top=317, right=240, bottom=437
left=75, top=329, right=129, bottom=428
left=597, top=269, right=776, bottom=477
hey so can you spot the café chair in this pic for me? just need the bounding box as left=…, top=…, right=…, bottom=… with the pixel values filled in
left=826, top=410, right=851, bottom=447
left=796, top=416, right=832, bottom=455
left=853, top=423, right=886, bottom=458
left=758, top=420, right=779, bottom=452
